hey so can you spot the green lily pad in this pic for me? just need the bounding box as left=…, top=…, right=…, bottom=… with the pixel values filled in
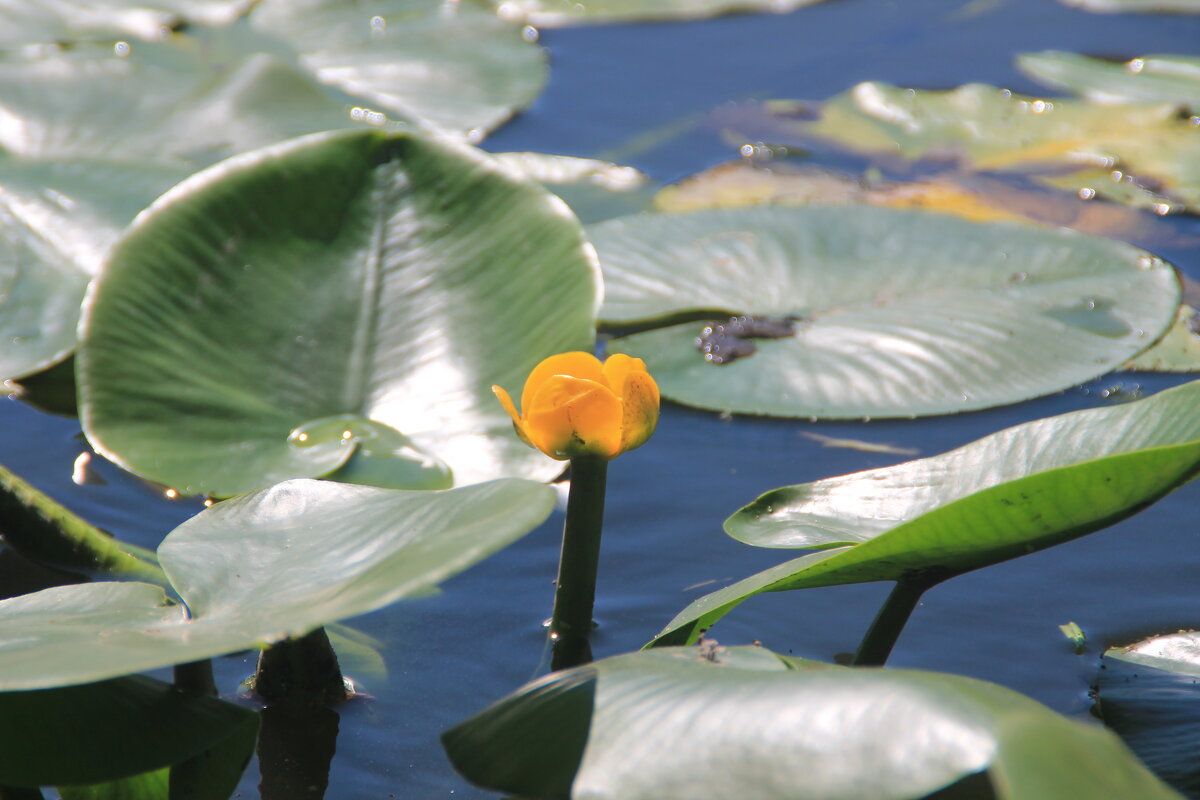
left=650, top=379, right=1200, bottom=646
left=443, top=646, right=1182, bottom=800
left=485, top=0, right=829, bottom=28
left=0, top=477, right=555, bottom=690
left=0, top=674, right=257, bottom=788
left=79, top=129, right=598, bottom=495
left=595, top=205, right=1178, bottom=418
left=733, top=82, right=1200, bottom=212
left=1018, top=51, right=1200, bottom=110
left=1057, top=0, right=1200, bottom=12
left=0, top=0, right=548, bottom=380
left=1122, top=305, right=1200, bottom=371
left=493, top=152, right=656, bottom=223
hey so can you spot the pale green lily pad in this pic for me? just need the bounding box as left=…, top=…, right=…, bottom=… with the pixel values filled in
left=443, top=646, right=1182, bottom=800
left=1018, top=51, right=1200, bottom=109
left=493, top=152, right=656, bottom=223
left=734, top=82, right=1200, bottom=212
left=651, top=379, right=1200, bottom=646
left=487, top=0, right=829, bottom=28
left=1098, top=633, right=1200, bottom=797
left=0, top=477, right=555, bottom=690
left=1122, top=305, right=1200, bottom=371
left=79, top=129, right=598, bottom=495
left=0, top=0, right=548, bottom=380
left=1058, top=0, right=1200, bottom=12
left=595, top=205, right=1179, bottom=418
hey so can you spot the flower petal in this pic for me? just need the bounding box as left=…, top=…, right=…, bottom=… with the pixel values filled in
left=601, top=353, right=646, bottom=399
left=526, top=375, right=622, bottom=460
left=521, top=351, right=608, bottom=414
left=618, top=370, right=660, bottom=454
left=492, top=384, right=533, bottom=447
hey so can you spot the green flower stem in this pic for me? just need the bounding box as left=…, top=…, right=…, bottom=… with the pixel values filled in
left=0, top=463, right=164, bottom=584
left=550, top=455, right=609, bottom=671
left=851, top=573, right=943, bottom=667
left=253, top=626, right=348, bottom=706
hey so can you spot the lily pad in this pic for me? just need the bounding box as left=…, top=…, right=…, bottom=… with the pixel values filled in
left=595, top=205, right=1178, bottom=418
left=443, top=646, right=1181, bottom=800
left=1057, top=0, right=1200, bottom=12
left=486, top=0, right=829, bottom=28
left=1122, top=305, right=1200, bottom=371
left=1097, top=635, right=1200, bottom=798
left=654, top=160, right=1185, bottom=244
left=493, top=152, right=656, bottom=223
left=79, top=129, right=598, bottom=495
left=0, top=477, right=555, bottom=690
left=1018, top=51, right=1200, bottom=110
left=730, top=82, right=1200, bottom=212
left=0, top=0, right=548, bottom=380
left=0, top=674, right=257, bottom=788
left=650, top=379, right=1200, bottom=645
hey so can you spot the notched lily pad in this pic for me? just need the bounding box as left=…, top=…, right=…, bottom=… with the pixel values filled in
left=79, top=129, right=598, bottom=496
left=595, top=205, right=1179, bottom=418
left=444, top=646, right=1182, bottom=800
left=0, top=477, right=555, bottom=690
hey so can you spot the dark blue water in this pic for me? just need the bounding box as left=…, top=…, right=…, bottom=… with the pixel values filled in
left=5, top=0, right=1200, bottom=796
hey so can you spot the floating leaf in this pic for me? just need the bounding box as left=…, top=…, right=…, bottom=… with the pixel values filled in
left=1018, top=51, right=1200, bottom=110
left=1098, top=637, right=1200, bottom=797
left=1122, top=305, right=1200, bottom=371
left=1057, top=0, right=1200, bottom=12
left=729, top=82, right=1200, bottom=212
left=444, top=646, right=1182, bottom=800
left=486, top=0, right=829, bottom=28
left=651, top=379, right=1200, bottom=645
left=0, top=674, right=257, bottom=788
left=0, top=0, right=548, bottom=380
left=493, top=152, right=655, bottom=223
left=248, top=0, right=546, bottom=135
left=0, top=477, right=555, bottom=690
left=654, top=160, right=1187, bottom=244
left=80, top=129, right=598, bottom=495
left=595, top=205, right=1178, bottom=418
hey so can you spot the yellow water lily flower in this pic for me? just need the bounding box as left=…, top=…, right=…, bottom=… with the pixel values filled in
left=493, top=352, right=660, bottom=461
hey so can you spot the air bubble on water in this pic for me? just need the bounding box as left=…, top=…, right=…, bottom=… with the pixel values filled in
left=114, top=41, right=131, bottom=57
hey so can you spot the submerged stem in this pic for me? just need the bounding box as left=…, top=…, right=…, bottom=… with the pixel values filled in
left=174, top=659, right=218, bottom=697
left=851, top=573, right=942, bottom=667
left=253, top=626, right=347, bottom=706
left=550, top=455, right=609, bottom=671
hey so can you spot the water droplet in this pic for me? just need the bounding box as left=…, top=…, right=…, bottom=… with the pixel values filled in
left=114, top=41, right=131, bottom=57
left=1153, top=203, right=1172, bottom=216
left=1031, top=99, right=1049, bottom=114
left=1009, top=271, right=1031, bottom=282
left=341, top=429, right=354, bottom=441
left=1078, top=187, right=1095, bottom=200
left=1110, top=170, right=1124, bottom=182
left=522, top=25, right=538, bottom=42
left=1127, top=58, right=1145, bottom=73
left=203, top=498, right=215, bottom=507
left=296, top=432, right=309, bottom=442
left=1137, top=254, right=1161, bottom=270
left=465, top=127, right=484, bottom=144
left=164, top=488, right=179, bottom=499
left=369, top=14, right=386, bottom=31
